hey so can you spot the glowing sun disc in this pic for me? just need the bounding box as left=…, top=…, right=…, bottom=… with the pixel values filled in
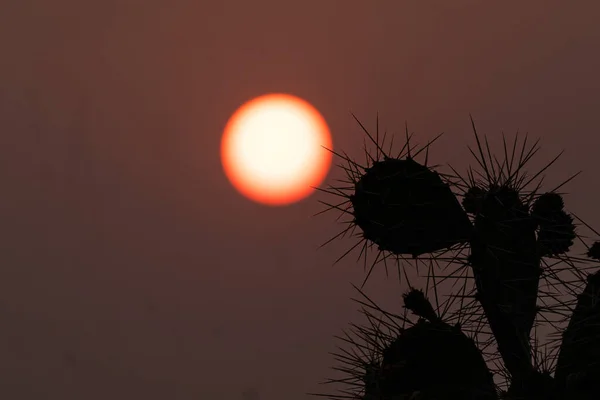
left=221, top=93, right=333, bottom=206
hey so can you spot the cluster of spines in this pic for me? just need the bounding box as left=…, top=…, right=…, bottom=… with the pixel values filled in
left=311, top=286, right=498, bottom=400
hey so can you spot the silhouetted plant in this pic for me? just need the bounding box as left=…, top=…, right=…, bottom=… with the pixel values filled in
left=312, top=115, right=600, bottom=400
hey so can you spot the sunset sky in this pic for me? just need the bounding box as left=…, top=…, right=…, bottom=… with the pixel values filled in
left=1, top=1, right=600, bottom=399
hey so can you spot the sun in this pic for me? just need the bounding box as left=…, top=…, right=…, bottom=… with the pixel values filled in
left=221, top=93, right=333, bottom=206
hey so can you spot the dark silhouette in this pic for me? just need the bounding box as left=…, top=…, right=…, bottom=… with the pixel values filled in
left=312, top=115, right=600, bottom=399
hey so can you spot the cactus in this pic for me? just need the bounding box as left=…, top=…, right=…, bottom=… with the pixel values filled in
left=312, top=115, right=600, bottom=400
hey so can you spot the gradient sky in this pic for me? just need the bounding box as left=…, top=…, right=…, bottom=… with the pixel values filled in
left=1, top=1, right=600, bottom=399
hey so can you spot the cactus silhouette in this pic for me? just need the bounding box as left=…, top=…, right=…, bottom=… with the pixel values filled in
left=312, top=115, right=600, bottom=400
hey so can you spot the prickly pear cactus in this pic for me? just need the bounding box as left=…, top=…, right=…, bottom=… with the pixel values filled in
left=312, top=115, right=600, bottom=400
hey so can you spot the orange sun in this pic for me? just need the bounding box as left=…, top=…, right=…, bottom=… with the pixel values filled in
left=221, top=93, right=333, bottom=206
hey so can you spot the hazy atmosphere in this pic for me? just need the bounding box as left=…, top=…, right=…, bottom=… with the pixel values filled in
left=1, top=1, right=600, bottom=399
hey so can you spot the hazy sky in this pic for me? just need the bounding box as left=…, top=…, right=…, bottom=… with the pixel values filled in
left=1, top=1, right=600, bottom=399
